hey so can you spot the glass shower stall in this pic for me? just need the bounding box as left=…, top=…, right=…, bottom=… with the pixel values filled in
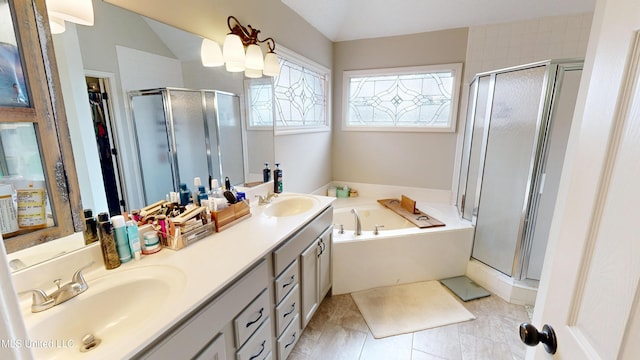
left=457, top=59, right=583, bottom=281
left=128, top=88, right=243, bottom=205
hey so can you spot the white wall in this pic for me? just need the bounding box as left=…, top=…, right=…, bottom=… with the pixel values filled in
left=53, top=25, right=108, bottom=214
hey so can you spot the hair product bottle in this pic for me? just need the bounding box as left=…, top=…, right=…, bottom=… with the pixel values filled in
left=273, top=163, right=283, bottom=193
left=263, top=162, right=271, bottom=183
left=97, top=212, right=120, bottom=270
left=82, top=209, right=99, bottom=245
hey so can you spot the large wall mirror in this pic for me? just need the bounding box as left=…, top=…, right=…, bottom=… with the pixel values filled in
left=4, top=0, right=274, bottom=271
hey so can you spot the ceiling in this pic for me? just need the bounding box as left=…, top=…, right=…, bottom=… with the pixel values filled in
left=281, top=0, right=596, bottom=42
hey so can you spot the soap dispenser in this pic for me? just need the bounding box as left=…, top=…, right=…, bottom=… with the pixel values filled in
left=273, top=163, right=283, bottom=194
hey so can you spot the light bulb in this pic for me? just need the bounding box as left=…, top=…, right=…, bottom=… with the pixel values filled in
left=245, top=44, right=264, bottom=70
left=263, top=52, right=281, bottom=77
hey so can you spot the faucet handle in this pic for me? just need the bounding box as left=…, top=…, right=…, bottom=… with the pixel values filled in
left=72, top=261, right=95, bottom=289
left=335, top=224, right=344, bottom=234
left=19, top=289, right=55, bottom=313
left=374, top=224, right=385, bottom=235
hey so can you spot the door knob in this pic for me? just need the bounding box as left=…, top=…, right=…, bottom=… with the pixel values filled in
left=519, top=322, right=557, bottom=354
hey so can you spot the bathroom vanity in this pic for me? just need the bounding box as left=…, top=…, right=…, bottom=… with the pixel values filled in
left=15, top=193, right=334, bottom=360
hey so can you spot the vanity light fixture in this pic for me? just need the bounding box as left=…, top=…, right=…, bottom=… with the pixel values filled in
left=200, top=16, right=281, bottom=78
left=45, top=0, right=95, bottom=34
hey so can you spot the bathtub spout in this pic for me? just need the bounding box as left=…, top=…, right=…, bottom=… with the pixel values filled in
left=351, top=208, right=362, bottom=235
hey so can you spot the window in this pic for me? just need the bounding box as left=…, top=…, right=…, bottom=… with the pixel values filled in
left=245, top=78, right=273, bottom=129
left=245, top=47, right=330, bottom=134
left=343, top=64, right=462, bottom=132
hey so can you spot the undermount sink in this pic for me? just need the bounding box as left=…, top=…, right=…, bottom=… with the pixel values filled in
left=262, top=194, right=320, bottom=217
left=24, top=265, right=186, bottom=359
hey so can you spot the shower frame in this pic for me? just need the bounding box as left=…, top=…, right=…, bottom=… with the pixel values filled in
left=128, top=87, right=243, bottom=204
left=457, top=59, right=583, bottom=281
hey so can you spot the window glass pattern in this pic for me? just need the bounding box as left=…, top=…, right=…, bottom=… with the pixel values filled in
left=247, top=81, right=273, bottom=127
left=273, top=59, right=327, bottom=128
left=346, top=68, right=459, bottom=130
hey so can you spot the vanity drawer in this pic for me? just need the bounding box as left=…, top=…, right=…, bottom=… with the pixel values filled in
left=275, top=284, right=299, bottom=336
left=277, top=314, right=300, bottom=360
left=273, top=206, right=332, bottom=275
left=234, top=288, right=270, bottom=347
left=274, top=260, right=298, bottom=304
left=236, top=317, right=273, bottom=360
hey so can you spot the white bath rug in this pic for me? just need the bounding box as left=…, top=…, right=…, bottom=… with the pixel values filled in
left=351, top=280, right=476, bottom=339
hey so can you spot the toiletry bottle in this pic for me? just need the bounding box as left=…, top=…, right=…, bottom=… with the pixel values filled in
left=263, top=162, right=271, bottom=183
left=97, top=212, right=120, bottom=270
left=197, top=185, right=207, bottom=205
left=126, top=220, right=142, bottom=261
left=111, top=215, right=132, bottom=263
left=179, top=183, right=191, bottom=206
left=82, top=209, right=99, bottom=245
left=224, top=176, right=231, bottom=191
left=273, top=163, right=283, bottom=193
left=193, top=177, right=202, bottom=205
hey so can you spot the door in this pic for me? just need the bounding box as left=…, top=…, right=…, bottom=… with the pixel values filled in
left=529, top=0, right=640, bottom=358
left=86, top=75, right=126, bottom=215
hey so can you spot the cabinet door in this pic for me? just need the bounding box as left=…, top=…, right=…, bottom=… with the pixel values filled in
left=300, top=239, right=319, bottom=328
left=194, top=332, right=226, bottom=360
left=318, top=227, right=332, bottom=299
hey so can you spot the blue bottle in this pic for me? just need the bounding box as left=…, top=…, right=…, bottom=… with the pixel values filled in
left=110, top=215, right=132, bottom=263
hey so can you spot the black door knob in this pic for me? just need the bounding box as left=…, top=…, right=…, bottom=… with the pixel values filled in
left=519, top=322, right=557, bottom=354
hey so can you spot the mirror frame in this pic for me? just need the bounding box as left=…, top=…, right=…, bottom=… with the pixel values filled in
left=1, top=0, right=83, bottom=253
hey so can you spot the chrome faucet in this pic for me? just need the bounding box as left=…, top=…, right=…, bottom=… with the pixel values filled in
left=351, top=208, right=362, bottom=235
left=21, top=262, right=93, bottom=313
left=256, top=191, right=278, bottom=205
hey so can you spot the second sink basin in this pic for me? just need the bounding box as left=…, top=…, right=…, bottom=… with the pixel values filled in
left=24, top=265, right=186, bottom=359
left=262, top=194, right=320, bottom=217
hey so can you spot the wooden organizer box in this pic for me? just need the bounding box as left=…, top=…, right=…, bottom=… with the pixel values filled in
left=212, top=201, right=251, bottom=232
left=165, top=206, right=215, bottom=250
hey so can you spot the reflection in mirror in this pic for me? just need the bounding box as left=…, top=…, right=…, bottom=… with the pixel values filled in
left=5, top=0, right=274, bottom=271
left=0, top=123, right=52, bottom=236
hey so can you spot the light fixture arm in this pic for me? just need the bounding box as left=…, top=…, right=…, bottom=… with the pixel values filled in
left=227, top=16, right=276, bottom=52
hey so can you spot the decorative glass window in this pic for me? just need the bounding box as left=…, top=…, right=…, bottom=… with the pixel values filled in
left=245, top=78, right=273, bottom=128
left=343, top=64, right=462, bottom=132
left=273, top=48, right=330, bottom=134
left=244, top=47, right=330, bottom=134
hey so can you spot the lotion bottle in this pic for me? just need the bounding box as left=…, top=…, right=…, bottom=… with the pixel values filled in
left=126, top=220, right=141, bottom=261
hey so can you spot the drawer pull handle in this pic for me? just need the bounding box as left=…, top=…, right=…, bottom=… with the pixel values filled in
left=249, top=340, right=266, bottom=360
left=282, top=275, right=295, bottom=288
left=246, top=308, right=264, bottom=328
left=285, top=332, right=297, bottom=349
left=283, top=302, right=296, bottom=318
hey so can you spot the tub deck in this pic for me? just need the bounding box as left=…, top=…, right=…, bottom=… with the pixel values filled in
left=331, top=197, right=473, bottom=295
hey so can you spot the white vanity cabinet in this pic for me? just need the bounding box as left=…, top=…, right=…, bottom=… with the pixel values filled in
left=271, top=206, right=333, bottom=358
left=138, top=260, right=272, bottom=360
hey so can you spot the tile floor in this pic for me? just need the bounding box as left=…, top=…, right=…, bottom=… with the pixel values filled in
left=288, top=292, right=531, bottom=360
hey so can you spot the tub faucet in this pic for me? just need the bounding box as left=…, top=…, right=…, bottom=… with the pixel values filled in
left=351, top=208, right=362, bottom=235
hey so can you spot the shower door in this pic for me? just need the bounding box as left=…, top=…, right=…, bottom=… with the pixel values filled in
left=457, top=75, right=492, bottom=221
left=472, top=65, right=548, bottom=276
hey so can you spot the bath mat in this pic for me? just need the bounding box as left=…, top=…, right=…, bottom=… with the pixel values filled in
left=377, top=198, right=445, bottom=228
left=440, top=276, right=491, bottom=302
left=351, top=281, right=475, bottom=339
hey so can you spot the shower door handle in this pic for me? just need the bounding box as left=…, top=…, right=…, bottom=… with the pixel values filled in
left=519, top=323, right=557, bottom=354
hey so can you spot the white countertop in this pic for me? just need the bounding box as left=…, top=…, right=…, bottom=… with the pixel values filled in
left=19, top=193, right=335, bottom=359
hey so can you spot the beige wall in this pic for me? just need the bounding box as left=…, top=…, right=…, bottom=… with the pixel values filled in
left=332, top=29, right=469, bottom=190
left=104, top=0, right=334, bottom=194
